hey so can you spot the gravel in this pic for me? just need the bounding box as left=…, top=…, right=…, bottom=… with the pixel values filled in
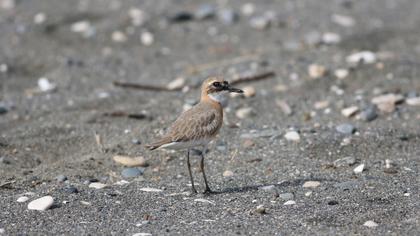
left=0, top=0, right=419, bottom=235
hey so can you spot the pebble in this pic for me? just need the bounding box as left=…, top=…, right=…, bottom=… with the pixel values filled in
left=283, top=200, right=296, bottom=205
left=113, top=155, right=147, bottom=167
left=242, top=86, right=256, bottom=97
left=27, top=196, right=54, bottom=211
left=128, top=8, right=146, bottom=26
left=406, top=97, right=420, bottom=106
left=17, top=196, right=29, bottom=203
left=259, top=185, right=275, bottom=191
left=0, top=63, right=8, bottom=73
left=242, top=139, right=255, bottom=148
left=353, top=163, right=365, bottom=174
left=249, top=16, right=270, bottom=30
left=314, top=100, right=329, bottom=109
left=167, top=77, right=185, bottom=90
left=140, top=31, right=154, bottom=46
left=34, top=12, right=47, bottom=25
left=346, top=51, right=377, bottom=65
left=133, top=233, right=152, bottom=236
left=333, top=156, right=356, bottom=167
left=71, top=21, right=95, bottom=38
left=279, top=193, right=294, bottom=200
left=139, top=187, right=162, bottom=192
left=55, top=175, right=67, bottom=183
left=308, top=64, right=327, bottom=79
left=169, top=11, right=193, bottom=23
left=194, top=4, right=216, bottom=20
left=322, top=32, right=341, bottom=44
left=305, top=191, right=313, bottom=197
left=255, top=205, right=266, bottom=214
left=363, top=220, right=378, bottom=228
left=223, top=170, right=234, bottom=177
left=0, top=106, right=7, bottom=115
left=359, top=105, right=378, bottom=121
left=336, top=123, right=356, bottom=135
left=334, top=69, right=349, bottom=79
left=218, top=9, right=238, bottom=25
left=331, top=14, right=355, bottom=27
left=276, top=100, right=293, bottom=116
left=112, top=31, right=127, bottom=43
left=302, top=181, right=321, bottom=188
left=284, top=131, right=300, bottom=142
left=341, top=106, right=359, bottom=117
left=131, top=139, right=141, bottom=145
left=371, top=94, right=404, bottom=105
left=89, top=182, right=107, bottom=189
left=64, top=185, right=79, bottom=194
left=38, top=77, right=56, bottom=92
left=241, top=3, right=255, bottom=16
left=0, top=0, right=15, bottom=10
left=122, top=168, right=144, bottom=178
left=235, top=107, right=253, bottom=119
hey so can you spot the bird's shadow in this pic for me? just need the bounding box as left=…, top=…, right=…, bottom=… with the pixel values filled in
left=210, top=177, right=336, bottom=195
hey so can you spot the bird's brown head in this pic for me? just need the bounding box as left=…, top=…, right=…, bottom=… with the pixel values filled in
left=201, top=76, right=243, bottom=103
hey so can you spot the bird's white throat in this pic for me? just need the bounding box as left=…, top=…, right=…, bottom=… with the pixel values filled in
left=208, top=91, right=229, bottom=104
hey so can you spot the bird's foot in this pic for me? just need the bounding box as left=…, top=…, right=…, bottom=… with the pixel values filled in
left=203, top=188, right=213, bottom=194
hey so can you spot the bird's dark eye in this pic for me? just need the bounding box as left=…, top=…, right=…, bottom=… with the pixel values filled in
left=213, top=82, right=221, bottom=87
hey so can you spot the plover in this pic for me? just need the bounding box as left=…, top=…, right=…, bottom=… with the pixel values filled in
left=147, top=76, right=243, bottom=193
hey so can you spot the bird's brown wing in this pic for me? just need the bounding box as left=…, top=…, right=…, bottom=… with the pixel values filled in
left=147, top=104, right=222, bottom=150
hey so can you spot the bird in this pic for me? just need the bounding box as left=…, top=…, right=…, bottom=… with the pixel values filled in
left=146, top=76, right=243, bottom=194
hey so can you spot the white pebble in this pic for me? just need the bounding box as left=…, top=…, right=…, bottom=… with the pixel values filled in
left=303, top=181, right=321, bottom=188
left=322, top=32, right=341, bottom=44
left=71, top=21, right=90, bottom=33
left=242, top=86, right=256, bottom=97
left=235, top=107, right=253, bottom=119
left=406, top=97, right=420, bottom=106
left=283, top=200, right=296, bottom=205
left=112, top=31, right=127, bottom=43
left=284, top=131, right=300, bottom=142
left=241, top=3, right=255, bottom=16
left=27, top=196, right=54, bottom=211
left=139, top=187, right=162, bottom=192
left=353, top=163, right=365, bottom=174
left=341, top=106, right=359, bottom=117
left=17, top=196, right=29, bottom=203
left=132, top=233, right=152, bottom=236
left=140, top=31, right=154, bottom=46
left=37, top=77, right=56, bottom=92
left=0, top=0, right=15, bottom=10
left=223, top=170, right=234, bottom=177
left=308, top=64, right=327, bottom=79
left=0, top=228, right=4, bottom=234
left=34, top=12, right=47, bottom=24
left=331, top=14, right=355, bottom=27
left=129, top=8, right=146, bottom=26
left=363, top=220, right=378, bottom=227
left=334, top=69, right=349, bottom=79
left=89, top=182, right=107, bottom=189
left=167, top=77, right=185, bottom=90
left=0, top=64, right=8, bottom=73
left=346, top=51, right=377, bottom=65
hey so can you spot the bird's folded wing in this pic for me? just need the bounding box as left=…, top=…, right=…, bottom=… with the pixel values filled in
left=168, top=108, right=220, bottom=142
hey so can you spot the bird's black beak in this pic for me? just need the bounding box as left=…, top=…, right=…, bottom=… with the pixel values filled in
left=225, top=85, right=243, bottom=93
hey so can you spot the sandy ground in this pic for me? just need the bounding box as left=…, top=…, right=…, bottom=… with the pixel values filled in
left=1, top=0, right=420, bottom=235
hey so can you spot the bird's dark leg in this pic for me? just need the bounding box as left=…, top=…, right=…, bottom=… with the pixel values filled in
left=186, top=149, right=197, bottom=194
left=200, top=150, right=212, bottom=193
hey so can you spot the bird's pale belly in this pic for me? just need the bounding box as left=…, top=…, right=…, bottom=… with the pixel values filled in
left=159, top=138, right=211, bottom=150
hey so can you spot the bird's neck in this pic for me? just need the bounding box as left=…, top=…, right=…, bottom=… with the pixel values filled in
left=201, top=92, right=224, bottom=110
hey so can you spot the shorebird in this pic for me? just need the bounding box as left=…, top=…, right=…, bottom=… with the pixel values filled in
left=147, top=76, right=243, bottom=193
